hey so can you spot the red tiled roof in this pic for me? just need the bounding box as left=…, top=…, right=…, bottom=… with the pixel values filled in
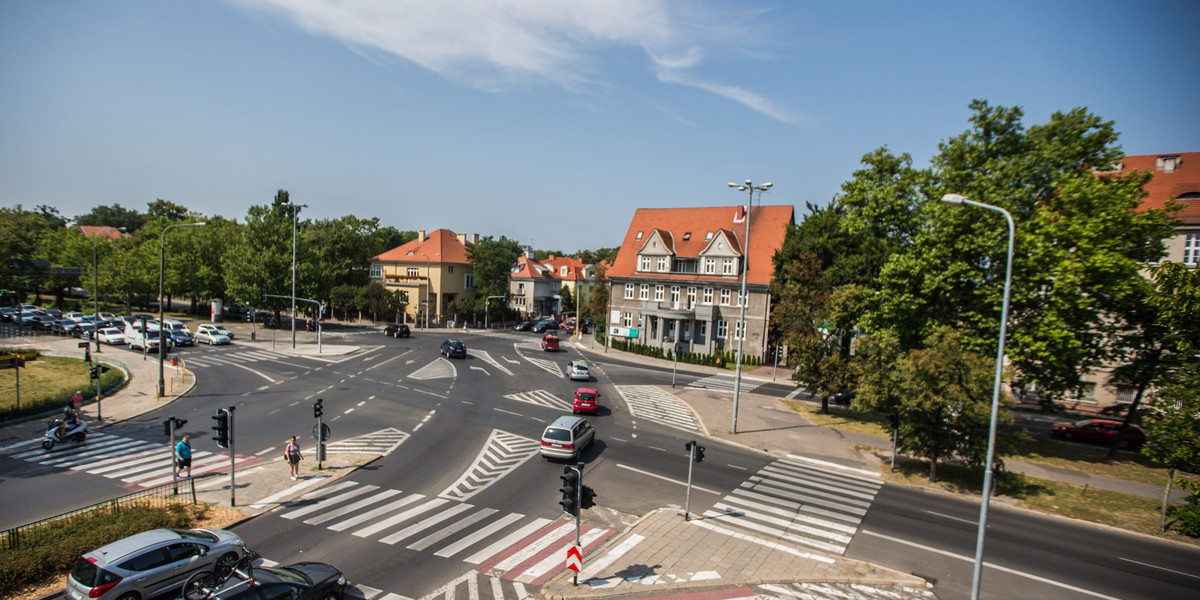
left=541, top=254, right=590, bottom=282
left=1118, top=152, right=1200, bottom=224
left=608, top=205, right=795, bottom=285
left=370, top=229, right=472, bottom=264
left=78, top=225, right=130, bottom=241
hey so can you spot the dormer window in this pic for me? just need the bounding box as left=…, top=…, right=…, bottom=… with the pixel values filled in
left=639, top=256, right=652, bottom=271
left=1157, top=155, right=1181, bottom=173
left=683, top=232, right=691, bottom=240
left=657, top=257, right=669, bottom=272
left=560, top=266, right=569, bottom=276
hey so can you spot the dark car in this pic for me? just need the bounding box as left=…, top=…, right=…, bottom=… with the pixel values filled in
left=532, top=319, right=559, bottom=333
left=1050, top=418, right=1146, bottom=448
left=165, top=328, right=194, bottom=347
left=0, top=307, right=14, bottom=321
left=440, top=339, right=467, bottom=358
left=385, top=323, right=411, bottom=338
left=31, top=314, right=58, bottom=330
left=184, top=561, right=347, bottom=600
left=513, top=321, right=533, bottom=332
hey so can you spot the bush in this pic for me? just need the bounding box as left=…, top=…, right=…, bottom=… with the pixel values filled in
left=1172, top=480, right=1200, bottom=538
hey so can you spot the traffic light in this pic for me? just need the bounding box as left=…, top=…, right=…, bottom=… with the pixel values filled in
left=694, top=444, right=705, bottom=463
left=89, top=366, right=99, bottom=380
left=313, top=398, right=323, bottom=419
left=580, top=485, right=596, bottom=510
left=162, top=417, right=188, bottom=437
left=888, top=413, right=899, bottom=430
left=212, top=410, right=229, bottom=448
left=685, top=440, right=705, bottom=463
left=163, top=418, right=173, bottom=437
left=559, top=466, right=580, bottom=517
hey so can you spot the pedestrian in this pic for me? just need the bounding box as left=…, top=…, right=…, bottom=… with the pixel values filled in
left=175, top=435, right=192, bottom=478
left=284, top=436, right=303, bottom=480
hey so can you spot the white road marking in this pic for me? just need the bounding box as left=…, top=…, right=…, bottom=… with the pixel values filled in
left=616, top=464, right=721, bottom=495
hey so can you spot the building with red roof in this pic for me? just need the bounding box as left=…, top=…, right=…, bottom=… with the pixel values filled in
left=368, top=229, right=479, bottom=326
left=605, top=204, right=794, bottom=359
left=77, top=225, right=131, bottom=241
left=509, top=254, right=596, bottom=318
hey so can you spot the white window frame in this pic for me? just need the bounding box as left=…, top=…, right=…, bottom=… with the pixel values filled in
left=737, top=289, right=747, bottom=307
left=657, top=256, right=668, bottom=272
left=702, top=288, right=713, bottom=304
left=703, top=258, right=716, bottom=274
left=733, top=320, right=746, bottom=340
left=1185, top=232, right=1200, bottom=266
left=639, top=256, right=652, bottom=271
left=407, top=267, right=420, bottom=277
left=654, top=285, right=665, bottom=301
left=622, top=312, right=633, bottom=327
left=687, top=287, right=697, bottom=308
left=639, top=284, right=650, bottom=300
left=670, top=286, right=680, bottom=305
left=370, top=266, right=382, bottom=278
left=624, top=283, right=635, bottom=299
left=716, top=320, right=728, bottom=339
left=464, top=273, right=474, bottom=289
left=720, top=289, right=731, bottom=305
left=722, top=258, right=735, bottom=275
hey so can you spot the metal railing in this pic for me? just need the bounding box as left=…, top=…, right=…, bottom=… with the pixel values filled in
left=2, top=477, right=196, bottom=550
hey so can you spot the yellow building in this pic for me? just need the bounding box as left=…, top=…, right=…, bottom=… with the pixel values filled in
left=369, top=229, right=478, bottom=326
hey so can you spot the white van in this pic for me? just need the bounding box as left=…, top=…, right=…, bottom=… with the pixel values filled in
left=123, top=321, right=162, bottom=352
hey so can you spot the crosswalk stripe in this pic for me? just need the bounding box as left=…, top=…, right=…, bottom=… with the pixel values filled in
left=515, top=525, right=607, bottom=585
left=461, top=517, right=552, bottom=565
left=282, top=484, right=380, bottom=520
left=702, top=508, right=846, bottom=554
left=379, top=503, right=477, bottom=546
left=491, top=522, right=574, bottom=571
left=434, top=512, right=524, bottom=558
left=305, top=489, right=404, bottom=525
left=731, top=488, right=863, bottom=524
left=408, top=508, right=498, bottom=551
left=355, top=497, right=452, bottom=538
left=328, top=494, right=426, bottom=532
left=756, top=469, right=879, bottom=502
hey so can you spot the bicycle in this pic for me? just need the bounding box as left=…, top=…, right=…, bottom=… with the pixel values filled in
left=182, top=550, right=260, bottom=600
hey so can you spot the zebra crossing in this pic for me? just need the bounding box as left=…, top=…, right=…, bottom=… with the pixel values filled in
left=502, top=390, right=572, bottom=412
left=324, top=428, right=411, bottom=456
left=756, top=582, right=938, bottom=600
left=410, top=357, right=458, bottom=380
left=178, top=348, right=298, bottom=368
left=688, top=373, right=765, bottom=395
left=701, top=458, right=882, bottom=556
left=614, top=385, right=702, bottom=433
left=7, top=433, right=260, bottom=488
left=438, top=429, right=542, bottom=502
left=512, top=342, right=563, bottom=378
left=276, top=480, right=615, bottom=585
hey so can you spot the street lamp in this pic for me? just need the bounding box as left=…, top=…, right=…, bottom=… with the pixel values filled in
left=727, top=179, right=772, bottom=434
left=420, top=252, right=439, bottom=328
left=158, top=222, right=207, bottom=398
left=280, top=199, right=307, bottom=349
left=941, top=193, right=1014, bottom=600
left=92, top=227, right=125, bottom=352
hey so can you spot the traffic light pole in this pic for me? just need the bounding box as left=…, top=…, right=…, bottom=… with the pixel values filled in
left=572, top=462, right=583, bottom=587
left=684, top=440, right=704, bottom=521
left=227, top=406, right=236, bottom=507
left=168, top=418, right=177, bottom=494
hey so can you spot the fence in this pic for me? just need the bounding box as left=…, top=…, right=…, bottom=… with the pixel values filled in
left=2, top=477, right=196, bottom=550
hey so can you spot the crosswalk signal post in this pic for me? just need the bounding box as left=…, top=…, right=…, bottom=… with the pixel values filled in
left=314, top=398, right=326, bottom=468
left=684, top=440, right=704, bottom=520
left=211, top=407, right=236, bottom=506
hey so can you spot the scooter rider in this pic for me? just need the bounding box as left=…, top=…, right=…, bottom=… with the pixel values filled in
left=58, top=402, right=79, bottom=439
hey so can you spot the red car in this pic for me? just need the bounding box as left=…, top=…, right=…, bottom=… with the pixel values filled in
left=1050, top=419, right=1146, bottom=448
left=573, top=388, right=600, bottom=415
left=540, top=333, right=560, bottom=351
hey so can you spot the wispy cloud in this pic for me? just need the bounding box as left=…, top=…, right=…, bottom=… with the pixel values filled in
left=228, top=0, right=799, bottom=123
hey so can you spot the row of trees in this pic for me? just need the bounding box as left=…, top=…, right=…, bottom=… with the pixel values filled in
left=770, top=101, right=1199, bottom=496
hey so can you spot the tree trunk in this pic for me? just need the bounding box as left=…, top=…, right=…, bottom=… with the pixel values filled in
left=820, top=394, right=829, bottom=415
left=1107, top=349, right=1159, bottom=460
left=1161, top=468, right=1175, bottom=532
left=929, top=451, right=938, bottom=482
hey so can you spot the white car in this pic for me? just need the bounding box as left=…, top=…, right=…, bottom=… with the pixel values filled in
left=195, top=324, right=231, bottom=345
left=96, top=327, right=126, bottom=345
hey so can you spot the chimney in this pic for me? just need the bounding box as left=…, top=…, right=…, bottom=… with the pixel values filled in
left=472, top=233, right=480, bottom=244
left=417, top=229, right=426, bottom=242
left=456, top=232, right=467, bottom=244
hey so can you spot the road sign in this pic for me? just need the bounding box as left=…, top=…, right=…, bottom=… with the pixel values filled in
left=313, top=423, right=331, bottom=442
left=318, top=317, right=325, bottom=326
left=566, top=545, right=582, bottom=572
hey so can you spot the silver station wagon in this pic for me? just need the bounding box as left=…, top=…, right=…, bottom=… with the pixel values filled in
left=65, top=528, right=246, bottom=600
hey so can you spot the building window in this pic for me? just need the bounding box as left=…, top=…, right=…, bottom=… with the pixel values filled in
left=703, top=288, right=713, bottom=304
left=683, top=232, right=691, bottom=240
left=722, top=258, right=736, bottom=275
left=407, top=267, right=420, bottom=277
left=515, top=296, right=526, bottom=306
left=561, top=266, right=569, bottom=276
left=665, top=320, right=675, bottom=340
left=1157, top=155, right=1181, bottom=172
left=1115, top=387, right=1136, bottom=404
left=716, top=320, right=728, bottom=339
left=370, top=266, right=382, bottom=279
left=465, top=274, right=474, bottom=289
left=639, top=284, right=650, bottom=300
left=654, top=285, right=664, bottom=301
left=698, top=322, right=707, bottom=338
left=720, top=289, right=731, bottom=305
left=737, top=289, right=747, bottom=307
left=624, top=283, right=635, bottom=299
left=517, top=282, right=526, bottom=294
left=448, top=266, right=455, bottom=274
left=687, top=287, right=696, bottom=308
left=1185, top=233, right=1200, bottom=266
left=705, top=232, right=713, bottom=241
left=703, top=258, right=716, bottom=274
left=657, top=256, right=669, bottom=272
left=639, top=256, right=652, bottom=271
left=622, top=312, right=633, bottom=327
left=733, top=320, right=745, bottom=340
left=636, top=231, right=643, bottom=240
left=670, top=286, right=680, bottom=306
left=650, top=317, right=658, bottom=339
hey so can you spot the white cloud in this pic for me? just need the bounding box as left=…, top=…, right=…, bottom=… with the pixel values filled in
left=227, top=0, right=799, bottom=123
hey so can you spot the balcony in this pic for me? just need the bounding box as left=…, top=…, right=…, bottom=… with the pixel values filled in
left=385, top=274, right=429, bottom=283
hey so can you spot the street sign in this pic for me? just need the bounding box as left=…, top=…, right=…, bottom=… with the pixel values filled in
left=318, top=317, right=325, bottom=326
left=566, top=545, right=582, bottom=572
left=313, top=423, right=331, bottom=442
left=608, top=326, right=639, bottom=339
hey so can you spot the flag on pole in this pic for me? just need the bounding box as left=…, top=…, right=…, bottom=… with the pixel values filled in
left=733, top=205, right=747, bottom=223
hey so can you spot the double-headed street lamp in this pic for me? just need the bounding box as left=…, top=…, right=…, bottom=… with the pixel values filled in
left=727, top=179, right=772, bottom=434
left=158, top=222, right=207, bottom=398
left=280, top=199, right=307, bottom=349
left=941, top=193, right=1015, bottom=600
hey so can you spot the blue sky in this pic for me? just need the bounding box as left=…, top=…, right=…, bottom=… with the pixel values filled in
left=2, top=1, right=1197, bottom=252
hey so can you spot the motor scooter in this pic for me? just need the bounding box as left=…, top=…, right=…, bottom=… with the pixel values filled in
left=43, top=417, right=87, bottom=450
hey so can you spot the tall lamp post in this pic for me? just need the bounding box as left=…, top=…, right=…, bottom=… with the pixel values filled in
left=280, top=199, right=307, bottom=349
left=941, top=193, right=1014, bottom=600
left=726, top=179, right=772, bottom=434
left=158, top=222, right=207, bottom=398
left=92, top=227, right=126, bottom=352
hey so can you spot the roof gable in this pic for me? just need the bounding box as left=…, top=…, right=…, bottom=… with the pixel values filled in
left=370, top=228, right=473, bottom=264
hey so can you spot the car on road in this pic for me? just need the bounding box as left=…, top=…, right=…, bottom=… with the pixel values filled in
left=566, top=360, right=591, bottom=381
left=31, top=314, right=57, bottom=330
left=513, top=321, right=533, bottom=332
left=540, top=415, right=596, bottom=460
left=541, top=333, right=560, bottom=351
left=532, top=319, right=559, bottom=333
left=187, top=561, right=348, bottom=600
left=162, top=321, right=194, bottom=347
left=96, top=327, right=126, bottom=345
left=1051, top=418, right=1146, bottom=448
left=0, top=307, right=14, bottom=321
left=195, top=324, right=232, bottom=345
left=572, top=388, right=600, bottom=415
left=73, top=323, right=96, bottom=340
left=385, top=323, right=411, bottom=338
left=440, top=339, right=467, bottom=358
left=64, top=527, right=246, bottom=600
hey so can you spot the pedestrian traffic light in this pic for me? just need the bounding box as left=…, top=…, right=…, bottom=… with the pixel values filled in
left=212, top=409, right=229, bottom=448
left=313, top=398, right=323, bottom=419
left=89, top=366, right=99, bottom=380
left=580, top=485, right=596, bottom=510
left=559, top=466, right=580, bottom=517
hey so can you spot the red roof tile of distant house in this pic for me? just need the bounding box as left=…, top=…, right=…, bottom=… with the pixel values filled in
left=78, top=226, right=130, bottom=241
left=1114, top=152, right=1200, bottom=224
left=370, top=229, right=472, bottom=264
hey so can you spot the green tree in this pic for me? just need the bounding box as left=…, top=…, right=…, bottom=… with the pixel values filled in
left=146, top=199, right=189, bottom=222
left=587, top=263, right=610, bottom=329
left=73, top=203, right=147, bottom=233
left=467, top=235, right=522, bottom=300
left=223, top=192, right=294, bottom=320
left=1141, top=362, right=1200, bottom=533
left=0, top=206, right=55, bottom=300
left=356, top=282, right=392, bottom=322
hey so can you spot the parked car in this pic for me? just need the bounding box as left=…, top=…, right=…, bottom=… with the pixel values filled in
left=440, top=339, right=467, bottom=358
left=31, top=314, right=57, bottom=330
left=43, top=307, right=63, bottom=319
left=195, top=324, right=232, bottom=345
left=385, top=323, right=411, bottom=338
left=532, top=319, right=559, bottom=333
left=541, top=333, right=560, bottom=351
left=572, top=388, right=600, bottom=415
left=73, top=323, right=96, bottom=340
left=96, top=327, right=126, bottom=345
left=540, top=415, right=596, bottom=460
left=1051, top=419, right=1146, bottom=448
left=0, top=307, right=14, bottom=321
left=186, top=561, right=348, bottom=600
left=513, top=321, right=533, bottom=332
left=64, top=528, right=246, bottom=600
left=566, top=360, right=591, bottom=381
left=210, top=323, right=235, bottom=339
